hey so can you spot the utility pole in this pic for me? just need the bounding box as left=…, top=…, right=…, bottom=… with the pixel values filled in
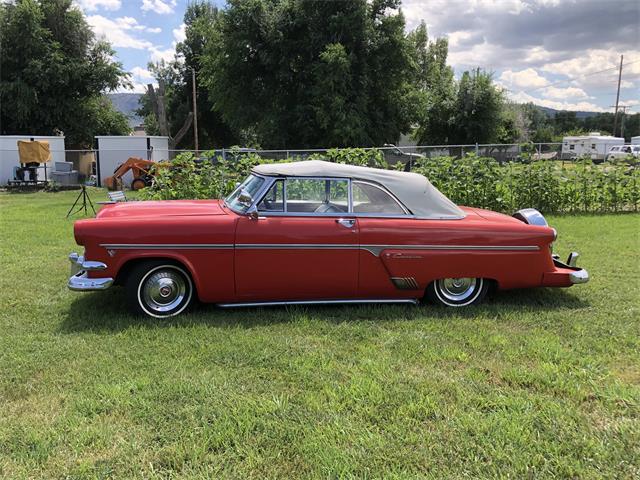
left=609, top=104, right=631, bottom=139
left=612, top=54, right=623, bottom=136
left=192, top=67, right=199, bottom=155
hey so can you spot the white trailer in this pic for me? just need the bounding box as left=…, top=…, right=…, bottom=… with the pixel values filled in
left=0, top=135, right=66, bottom=186
left=561, top=133, right=624, bottom=161
left=631, top=136, right=640, bottom=145
left=95, top=136, right=169, bottom=188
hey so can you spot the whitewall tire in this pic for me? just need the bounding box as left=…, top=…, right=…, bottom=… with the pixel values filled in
left=426, top=277, right=488, bottom=307
left=126, top=261, right=194, bottom=318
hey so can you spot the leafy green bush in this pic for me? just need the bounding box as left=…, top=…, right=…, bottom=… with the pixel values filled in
left=140, top=150, right=272, bottom=201
left=141, top=149, right=639, bottom=214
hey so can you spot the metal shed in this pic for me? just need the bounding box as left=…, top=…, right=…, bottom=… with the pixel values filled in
left=0, top=135, right=66, bottom=186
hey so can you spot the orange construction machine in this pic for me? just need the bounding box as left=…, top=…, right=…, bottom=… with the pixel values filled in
left=103, top=157, right=168, bottom=191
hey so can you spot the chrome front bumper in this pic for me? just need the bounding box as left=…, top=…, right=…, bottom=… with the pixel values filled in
left=68, top=252, right=113, bottom=291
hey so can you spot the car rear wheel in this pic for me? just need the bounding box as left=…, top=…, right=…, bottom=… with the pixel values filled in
left=126, top=261, right=194, bottom=318
left=426, top=277, right=488, bottom=307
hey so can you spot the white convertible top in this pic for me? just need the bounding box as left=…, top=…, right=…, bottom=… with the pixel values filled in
left=252, top=160, right=465, bottom=219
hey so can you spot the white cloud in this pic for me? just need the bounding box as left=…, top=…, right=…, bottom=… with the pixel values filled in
left=131, top=66, right=154, bottom=81
left=124, top=66, right=156, bottom=93
left=149, top=46, right=175, bottom=63
left=145, top=24, right=184, bottom=66
left=507, top=91, right=606, bottom=112
left=132, top=25, right=162, bottom=34
left=499, top=68, right=550, bottom=89
left=87, top=15, right=154, bottom=49
left=141, top=0, right=177, bottom=15
left=400, top=0, right=638, bottom=110
left=173, top=23, right=186, bottom=44
left=541, top=49, right=640, bottom=80
left=75, top=0, right=121, bottom=11
left=541, top=86, right=590, bottom=99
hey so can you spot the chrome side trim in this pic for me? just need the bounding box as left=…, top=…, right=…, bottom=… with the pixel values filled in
left=100, top=243, right=539, bottom=255
left=569, top=269, right=589, bottom=284
left=101, top=244, right=234, bottom=250
left=68, top=272, right=114, bottom=291
left=361, top=244, right=540, bottom=256
left=235, top=243, right=358, bottom=250
left=217, top=299, right=419, bottom=308
left=390, top=277, right=420, bottom=290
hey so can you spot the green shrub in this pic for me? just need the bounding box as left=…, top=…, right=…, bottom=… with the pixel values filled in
left=140, top=150, right=638, bottom=214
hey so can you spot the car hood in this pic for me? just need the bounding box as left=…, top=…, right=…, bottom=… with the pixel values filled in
left=96, top=199, right=226, bottom=219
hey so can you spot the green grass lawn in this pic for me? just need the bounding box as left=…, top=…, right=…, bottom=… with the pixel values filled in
left=1, top=189, right=639, bottom=479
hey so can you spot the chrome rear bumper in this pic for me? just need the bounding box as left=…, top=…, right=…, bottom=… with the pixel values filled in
left=552, top=252, right=589, bottom=285
left=569, top=269, right=589, bottom=284
left=68, top=252, right=113, bottom=291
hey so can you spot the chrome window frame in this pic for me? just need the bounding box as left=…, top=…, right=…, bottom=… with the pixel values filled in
left=249, top=174, right=415, bottom=219
left=351, top=180, right=410, bottom=216
left=224, top=173, right=271, bottom=215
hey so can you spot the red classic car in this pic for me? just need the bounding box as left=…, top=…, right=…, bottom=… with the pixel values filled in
left=69, top=160, right=588, bottom=318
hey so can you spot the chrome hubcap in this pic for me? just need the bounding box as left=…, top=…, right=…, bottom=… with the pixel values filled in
left=142, top=269, right=187, bottom=313
left=438, top=277, right=477, bottom=302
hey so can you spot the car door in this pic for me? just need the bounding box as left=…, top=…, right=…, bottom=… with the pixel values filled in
left=234, top=177, right=359, bottom=301
left=350, top=180, right=430, bottom=297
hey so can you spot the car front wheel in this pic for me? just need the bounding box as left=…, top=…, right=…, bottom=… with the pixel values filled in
left=426, top=277, right=488, bottom=307
left=126, top=261, right=194, bottom=318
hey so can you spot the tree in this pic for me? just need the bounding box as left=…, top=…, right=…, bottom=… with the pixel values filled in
left=409, top=26, right=504, bottom=145
left=137, top=2, right=239, bottom=149
left=409, top=22, right=456, bottom=145
left=449, top=69, right=504, bottom=144
left=201, top=0, right=413, bottom=148
left=0, top=0, right=131, bottom=146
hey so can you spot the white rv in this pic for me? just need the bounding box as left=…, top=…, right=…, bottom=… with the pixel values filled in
left=631, top=136, right=640, bottom=145
left=561, top=133, right=624, bottom=161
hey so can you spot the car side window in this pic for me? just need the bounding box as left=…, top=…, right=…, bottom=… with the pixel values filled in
left=352, top=181, right=405, bottom=214
left=286, top=178, right=348, bottom=214
left=257, top=179, right=284, bottom=212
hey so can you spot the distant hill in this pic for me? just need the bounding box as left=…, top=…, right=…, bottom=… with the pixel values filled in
left=107, top=93, right=143, bottom=127
left=536, top=106, right=601, bottom=119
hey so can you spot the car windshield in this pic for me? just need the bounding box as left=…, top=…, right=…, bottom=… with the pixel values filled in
left=224, top=174, right=265, bottom=213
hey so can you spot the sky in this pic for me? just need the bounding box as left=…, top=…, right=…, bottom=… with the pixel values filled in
left=76, top=0, right=639, bottom=113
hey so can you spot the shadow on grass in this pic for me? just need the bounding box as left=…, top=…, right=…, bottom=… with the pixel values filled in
left=58, top=286, right=589, bottom=334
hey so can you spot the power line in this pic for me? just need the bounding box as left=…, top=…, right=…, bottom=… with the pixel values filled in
left=521, top=59, right=640, bottom=95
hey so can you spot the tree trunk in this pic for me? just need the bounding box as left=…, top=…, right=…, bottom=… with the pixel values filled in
left=147, top=83, right=194, bottom=155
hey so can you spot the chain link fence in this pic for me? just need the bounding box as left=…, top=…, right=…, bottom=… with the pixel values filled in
left=1, top=142, right=632, bottom=188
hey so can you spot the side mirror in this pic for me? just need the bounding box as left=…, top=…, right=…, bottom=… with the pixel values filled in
left=246, top=206, right=259, bottom=220
left=237, top=188, right=253, bottom=207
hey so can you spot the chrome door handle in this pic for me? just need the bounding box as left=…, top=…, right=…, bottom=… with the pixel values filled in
left=336, top=218, right=356, bottom=228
